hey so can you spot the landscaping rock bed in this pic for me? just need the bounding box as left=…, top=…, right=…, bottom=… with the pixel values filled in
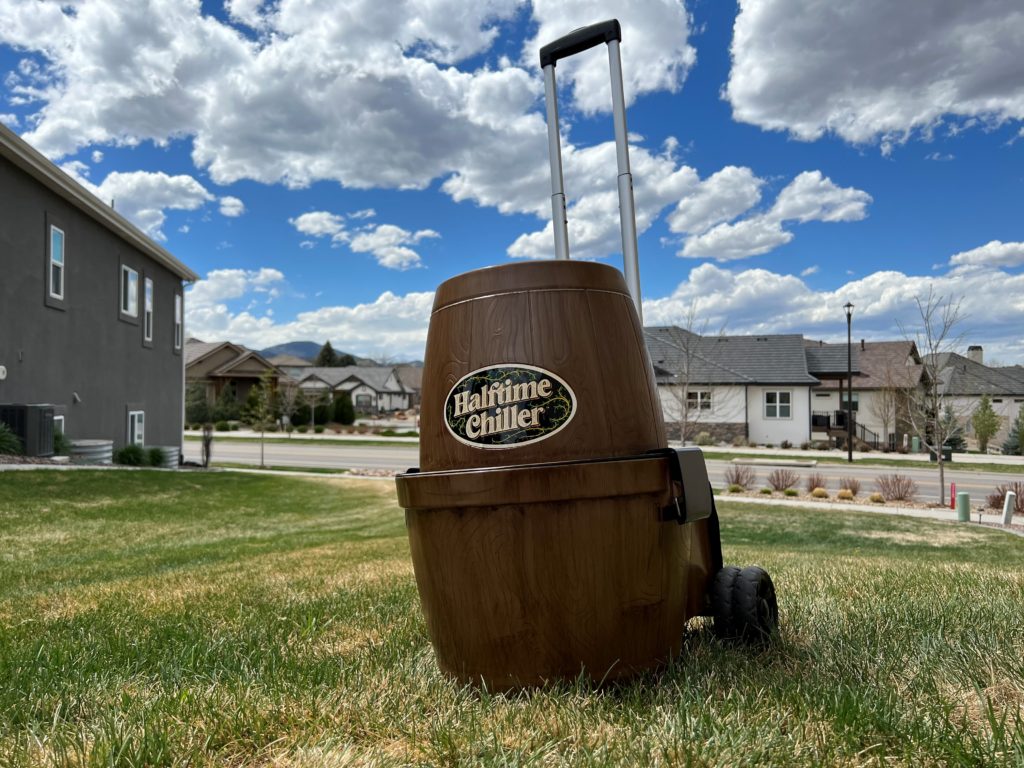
left=0, top=454, right=67, bottom=465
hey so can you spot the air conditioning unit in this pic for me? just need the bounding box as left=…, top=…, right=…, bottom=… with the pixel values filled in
left=0, top=403, right=55, bottom=457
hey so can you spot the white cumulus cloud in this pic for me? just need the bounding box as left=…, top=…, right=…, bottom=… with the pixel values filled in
left=949, top=240, right=1024, bottom=269
left=666, top=165, right=763, bottom=236
left=349, top=224, right=439, bottom=270
left=185, top=267, right=435, bottom=358
left=289, top=211, right=347, bottom=240
left=60, top=165, right=215, bottom=239
left=680, top=171, right=871, bottom=260
left=219, top=195, right=245, bottom=217
left=726, top=0, right=1024, bottom=149
left=642, top=261, right=1024, bottom=363
left=523, top=0, right=696, bottom=114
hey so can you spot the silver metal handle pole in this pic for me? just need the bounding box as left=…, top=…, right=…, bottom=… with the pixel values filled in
left=608, top=39, right=642, bottom=323
left=543, top=63, right=570, bottom=260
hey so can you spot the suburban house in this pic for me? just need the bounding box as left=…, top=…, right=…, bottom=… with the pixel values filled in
left=930, top=346, right=1024, bottom=449
left=805, top=340, right=924, bottom=450
left=185, top=339, right=282, bottom=406
left=645, top=326, right=849, bottom=446
left=296, top=366, right=410, bottom=413
left=0, top=123, right=197, bottom=453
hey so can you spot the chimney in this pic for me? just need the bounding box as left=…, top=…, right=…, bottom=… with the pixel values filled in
left=967, top=345, right=983, bottom=365
left=860, top=339, right=865, bottom=351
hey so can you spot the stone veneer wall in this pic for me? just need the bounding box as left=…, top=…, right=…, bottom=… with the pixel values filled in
left=677, top=422, right=747, bottom=445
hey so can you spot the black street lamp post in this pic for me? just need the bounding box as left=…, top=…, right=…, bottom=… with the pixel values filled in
left=844, top=302, right=854, bottom=463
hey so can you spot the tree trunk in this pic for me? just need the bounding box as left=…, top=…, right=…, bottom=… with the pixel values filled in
left=938, top=452, right=945, bottom=506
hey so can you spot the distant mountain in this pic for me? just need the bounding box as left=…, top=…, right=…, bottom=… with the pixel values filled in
left=260, top=341, right=322, bottom=362
left=260, top=341, right=387, bottom=367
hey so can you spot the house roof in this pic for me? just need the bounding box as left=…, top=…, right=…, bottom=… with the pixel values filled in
left=184, top=338, right=281, bottom=378
left=994, top=366, right=1024, bottom=387
left=806, top=340, right=919, bottom=391
left=184, top=338, right=237, bottom=366
left=804, top=345, right=859, bottom=377
left=644, top=327, right=820, bottom=385
left=298, top=366, right=405, bottom=393
left=929, top=353, right=1024, bottom=397
left=0, top=123, right=198, bottom=282
left=209, top=349, right=280, bottom=378
left=267, top=354, right=312, bottom=367
left=394, top=365, right=423, bottom=392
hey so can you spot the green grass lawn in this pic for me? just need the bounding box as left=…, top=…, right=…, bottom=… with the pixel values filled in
left=1, top=470, right=1021, bottom=766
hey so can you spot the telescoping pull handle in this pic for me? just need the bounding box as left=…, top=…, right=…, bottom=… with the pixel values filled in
left=540, top=19, right=643, bottom=323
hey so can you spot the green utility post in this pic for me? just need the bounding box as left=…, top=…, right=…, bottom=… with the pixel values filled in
left=956, top=492, right=970, bottom=523
left=1003, top=492, right=1017, bottom=526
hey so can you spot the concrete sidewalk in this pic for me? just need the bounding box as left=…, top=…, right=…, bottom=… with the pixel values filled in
left=183, top=428, right=419, bottom=443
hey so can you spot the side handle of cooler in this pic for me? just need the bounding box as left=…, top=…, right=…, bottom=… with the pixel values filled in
left=540, top=18, right=642, bottom=322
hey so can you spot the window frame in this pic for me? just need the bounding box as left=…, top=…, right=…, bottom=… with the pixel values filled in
left=49, top=225, right=65, bottom=300
left=127, top=410, right=145, bottom=446
left=686, top=389, right=713, bottom=411
left=764, top=390, right=793, bottom=420
left=53, top=415, right=65, bottom=435
left=44, top=216, right=68, bottom=311
left=143, top=276, right=154, bottom=345
left=840, top=392, right=860, bottom=412
left=120, top=264, right=140, bottom=319
left=174, top=293, right=183, bottom=351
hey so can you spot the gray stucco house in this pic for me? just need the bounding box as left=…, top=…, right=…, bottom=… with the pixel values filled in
left=0, top=124, right=198, bottom=453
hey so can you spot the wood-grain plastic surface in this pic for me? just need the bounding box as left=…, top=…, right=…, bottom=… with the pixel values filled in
left=401, top=260, right=713, bottom=688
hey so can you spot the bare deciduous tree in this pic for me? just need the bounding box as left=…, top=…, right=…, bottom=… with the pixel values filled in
left=250, top=369, right=278, bottom=469
left=899, top=287, right=968, bottom=506
left=275, top=377, right=302, bottom=437
left=660, top=302, right=727, bottom=443
left=867, top=365, right=901, bottom=450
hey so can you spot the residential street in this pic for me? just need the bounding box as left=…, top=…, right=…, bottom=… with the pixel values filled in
left=182, top=439, right=1016, bottom=505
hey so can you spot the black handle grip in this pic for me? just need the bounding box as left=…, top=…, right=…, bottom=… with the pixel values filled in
left=539, top=19, right=621, bottom=69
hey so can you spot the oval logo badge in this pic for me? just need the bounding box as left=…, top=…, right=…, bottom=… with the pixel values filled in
left=444, top=364, right=576, bottom=448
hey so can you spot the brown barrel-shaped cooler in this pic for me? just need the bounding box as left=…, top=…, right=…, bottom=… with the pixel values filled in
left=396, top=260, right=713, bottom=688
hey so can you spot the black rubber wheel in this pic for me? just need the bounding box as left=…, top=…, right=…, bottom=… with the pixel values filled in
left=708, top=565, right=778, bottom=644
left=732, top=566, right=778, bottom=644
left=708, top=565, right=741, bottom=640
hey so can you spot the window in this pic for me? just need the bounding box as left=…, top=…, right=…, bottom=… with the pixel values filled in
left=144, top=278, right=154, bottom=342
left=49, top=226, right=65, bottom=299
left=764, top=390, right=792, bottom=419
left=993, top=398, right=1003, bottom=404
left=128, top=411, right=145, bottom=446
left=686, top=390, right=712, bottom=410
left=174, top=294, right=183, bottom=350
left=355, top=394, right=373, bottom=410
left=840, top=392, right=860, bottom=411
left=54, top=415, right=65, bottom=434
left=121, top=265, right=139, bottom=317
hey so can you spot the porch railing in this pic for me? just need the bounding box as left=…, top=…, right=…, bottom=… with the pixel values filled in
left=810, top=410, right=881, bottom=449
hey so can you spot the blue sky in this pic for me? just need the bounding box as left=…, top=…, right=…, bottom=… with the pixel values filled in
left=3, top=0, right=1023, bottom=362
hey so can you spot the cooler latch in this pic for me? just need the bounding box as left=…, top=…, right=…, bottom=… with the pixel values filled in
left=649, top=447, right=714, bottom=525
